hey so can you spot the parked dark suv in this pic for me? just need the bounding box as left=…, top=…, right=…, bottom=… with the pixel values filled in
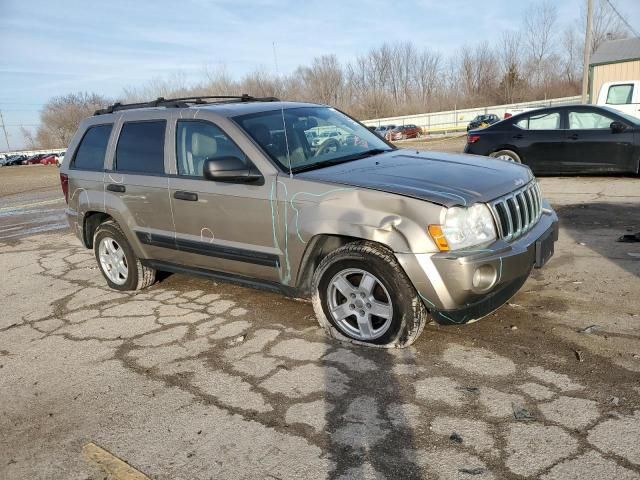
left=60, top=95, right=557, bottom=347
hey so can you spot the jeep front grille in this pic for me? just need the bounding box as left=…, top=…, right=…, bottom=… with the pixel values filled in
left=489, top=182, right=542, bottom=241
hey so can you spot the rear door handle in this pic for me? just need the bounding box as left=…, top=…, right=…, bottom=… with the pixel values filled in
left=568, top=133, right=579, bottom=140
left=512, top=134, right=523, bottom=139
left=174, top=191, right=198, bottom=201
left=107, top=184, right=125, bottom=193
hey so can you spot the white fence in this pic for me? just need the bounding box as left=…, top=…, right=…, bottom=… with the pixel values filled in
left=363, top=96, right=581, bottom=134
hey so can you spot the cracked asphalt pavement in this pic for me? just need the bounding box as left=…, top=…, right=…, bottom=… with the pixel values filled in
left=1, top=164, right=639, bottom=479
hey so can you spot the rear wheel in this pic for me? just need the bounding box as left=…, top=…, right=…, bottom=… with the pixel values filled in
left=312, top=241, right=428, bottom=347
left=490, top=149, right=521, bottom=163
left=94, top=221, right=156, bottom=291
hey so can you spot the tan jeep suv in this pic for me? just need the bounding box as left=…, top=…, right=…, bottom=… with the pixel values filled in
left=60, top=95, right=558, bottom=347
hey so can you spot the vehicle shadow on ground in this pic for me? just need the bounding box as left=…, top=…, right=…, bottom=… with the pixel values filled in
left=554, top=201, right=640, bottom=279
left=325, top=346, right=422, bottom=479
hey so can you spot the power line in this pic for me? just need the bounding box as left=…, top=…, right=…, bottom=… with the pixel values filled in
left=605, top=0, right=640, bottom=37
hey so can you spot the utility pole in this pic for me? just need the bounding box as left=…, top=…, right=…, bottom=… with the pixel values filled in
left=0, top=110, right=10, bottom=151
left=582, top=0, right=594, bottom=104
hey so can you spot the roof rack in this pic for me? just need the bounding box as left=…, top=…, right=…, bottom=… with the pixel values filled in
left=94, top=94, right=280, bottom=115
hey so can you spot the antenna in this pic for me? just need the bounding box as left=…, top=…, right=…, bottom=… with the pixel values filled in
left=272, top=41, right=292, bottom=178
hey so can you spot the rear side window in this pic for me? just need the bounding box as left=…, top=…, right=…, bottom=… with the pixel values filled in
left=115, top=121, right=166, bottom=174
left=606, top=84, right=633, bottom=105
left=176, top=120, right=247, bottom=177
left=515, top=112, right=560, bottom=130
left=72, top=124, right=112, bottom=170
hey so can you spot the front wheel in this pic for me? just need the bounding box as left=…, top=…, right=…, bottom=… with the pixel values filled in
left=311, top=241, right=428, bottom=347
left=490, top=149, right=521, bottom=163
left=93, top=221, right=156, bottom=291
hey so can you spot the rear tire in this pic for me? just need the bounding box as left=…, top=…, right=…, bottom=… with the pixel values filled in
left=311, top=241, right=428, bottom=348
left=93, top=221, right=156, bottom=291
left=490, top=149, right=521, bottom=163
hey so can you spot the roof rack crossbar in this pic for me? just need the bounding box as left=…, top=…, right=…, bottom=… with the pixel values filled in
left=94, top=94, right=280, bottom=115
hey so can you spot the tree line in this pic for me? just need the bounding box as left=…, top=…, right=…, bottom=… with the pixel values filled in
left=24, top=0, right=628, bottom=149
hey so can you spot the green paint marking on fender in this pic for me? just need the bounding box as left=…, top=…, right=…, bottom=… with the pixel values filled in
left=289, top=187, right=356, bottom=244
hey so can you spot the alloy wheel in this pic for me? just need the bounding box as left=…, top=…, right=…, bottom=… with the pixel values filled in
left=326, top=268, right=393, bottom=341
left=98, top=237, right=128, bottom=285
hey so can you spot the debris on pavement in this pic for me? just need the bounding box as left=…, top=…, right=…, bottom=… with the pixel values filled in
left=578, top=325, right=600, bottom=334
left=574, top=349, right=584, bottom=362
left=459, top=467, right=487, bottom=475
left=512, top=403, right=535, bottom=422
left=449, top=432, right=463, bottom=443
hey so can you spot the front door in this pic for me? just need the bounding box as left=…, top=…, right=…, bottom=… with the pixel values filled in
left=168, top=119, right=281, bottom=282
left=565, top=108, right=635, bottom=173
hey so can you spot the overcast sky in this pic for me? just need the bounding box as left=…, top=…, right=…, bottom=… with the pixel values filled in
left=1, top=0, right=639, bottom=150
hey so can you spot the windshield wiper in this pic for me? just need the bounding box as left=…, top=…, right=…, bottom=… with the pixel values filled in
left=291, top=148, right=391, bottom=173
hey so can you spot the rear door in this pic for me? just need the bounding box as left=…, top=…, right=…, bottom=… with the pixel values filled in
left=510, top=110, right=565, bottom=173
left=167, top=116, right=280, bottom=282
left=104, top=113, right=176, bottom=261
left=565, top=107, right=635, bottom=173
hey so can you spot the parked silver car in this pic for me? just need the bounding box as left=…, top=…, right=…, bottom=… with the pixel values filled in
left=60, top=95, right=558, bottom=347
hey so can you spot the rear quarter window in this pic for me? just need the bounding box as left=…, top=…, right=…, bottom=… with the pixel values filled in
left=115, top=120, right=166, bottom=174
left=72, top=124, right=113, bottom=171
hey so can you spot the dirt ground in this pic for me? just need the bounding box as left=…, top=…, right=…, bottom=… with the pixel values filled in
left=1, top=153, right=639, bottom=479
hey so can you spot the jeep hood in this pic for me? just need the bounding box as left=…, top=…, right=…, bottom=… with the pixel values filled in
left=296, top=150, right=534, bottom=207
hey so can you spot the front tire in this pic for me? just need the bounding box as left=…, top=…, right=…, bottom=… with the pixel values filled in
left=93, top=221, right=156, bottom=291
left=490, top=149, right=521, bottom=163
left=311, top=241, right=428, bottom=348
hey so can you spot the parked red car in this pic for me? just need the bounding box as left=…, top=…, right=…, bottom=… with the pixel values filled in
left=39, top=154, right=57, bottom=165
left=23, top=154, right=45, bottom=165
left=385, top=124, right=421, bottom=141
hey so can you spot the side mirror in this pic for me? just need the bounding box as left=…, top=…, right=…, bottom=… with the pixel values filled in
left=610, top=121, right=626, bottom=133
left=203, top=156, right=263, bottom=184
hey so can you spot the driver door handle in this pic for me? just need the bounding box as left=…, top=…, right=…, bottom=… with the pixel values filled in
left=107, top=184, right=125, bottom=193
left=174, top=191, right=198, bottom=201
left=568, top=133, right=579, bottom=140
left=512, top=134, right=523, bottom=139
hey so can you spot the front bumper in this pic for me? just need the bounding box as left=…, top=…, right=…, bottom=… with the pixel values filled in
left=396, top=203, right=558, bottom=324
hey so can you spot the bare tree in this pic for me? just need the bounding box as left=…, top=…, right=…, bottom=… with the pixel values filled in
left=296, top=55, right=343, bottom=105
left=586, top=0, right=629, bottom=53
left=33, top=92, right=111, bottom=148
left=20, top=127, right=37, bottom=150
left=522, top=0, right=558, bottom=88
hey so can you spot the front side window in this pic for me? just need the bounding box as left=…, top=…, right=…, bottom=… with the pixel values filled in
left=72, top=124, right=112, bottom=170
left=516, top=112, right=560, bottom=130
left=176, top=121, right=248, bottom=177
left=234, top=106, right=391, bottom=172
left=115, top=120, right=166, bottom=174
left=568, top=111, right=615, bottom=129
left=606, top=84, right=633, bottom=105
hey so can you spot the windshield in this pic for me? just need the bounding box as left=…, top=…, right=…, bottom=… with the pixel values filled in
left=600, top=106, right=640, bottom=126
left=234, top=106, right=392, bottom=172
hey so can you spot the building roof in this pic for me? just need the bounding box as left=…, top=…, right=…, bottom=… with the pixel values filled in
left=590, top=37, right=640, bottom=65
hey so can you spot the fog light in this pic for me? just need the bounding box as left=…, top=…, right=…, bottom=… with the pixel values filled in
left=472, top=264, right=497, bottom=291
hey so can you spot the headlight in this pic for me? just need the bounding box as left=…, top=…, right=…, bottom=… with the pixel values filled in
left=429, top=204, right=497, bottom=251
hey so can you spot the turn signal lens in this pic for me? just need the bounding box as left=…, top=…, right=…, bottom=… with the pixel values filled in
left=428, top=225, right=450, bottom=251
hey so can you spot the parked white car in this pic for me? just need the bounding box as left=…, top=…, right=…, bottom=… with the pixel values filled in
left=596, top=81, right=640, bottom=119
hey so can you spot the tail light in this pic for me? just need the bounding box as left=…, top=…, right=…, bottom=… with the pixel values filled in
left=504, top=113, right=512, bottom=119
left=467, top=134, right=481, bottom=144
left=60, top=173, right=69, bottom=204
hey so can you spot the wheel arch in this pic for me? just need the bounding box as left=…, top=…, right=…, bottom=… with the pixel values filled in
left=490, top=145, right=524, bottom=162
left=82, top=211, right=114, bottom=248
left=294, top=234, right=395, bottom=295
